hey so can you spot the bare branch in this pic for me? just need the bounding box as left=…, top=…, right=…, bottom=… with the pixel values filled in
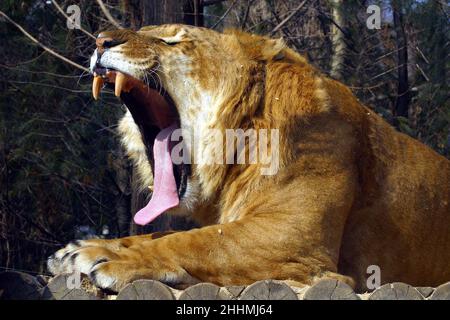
left=415, top=63, right=430, bottom=82
left=51, top=0, right=96, bottom=39
left=0, top=10, right=89, bottom=72
left=415, top=46, right=430, bottom=64
left=270, top=0, right=308, bottom=35
left=95, top=0, right=123, bottom=29
left=211, top=0, right=238, bottom=30
left=241, top=0, right=253, bottom=29
left=0, top=63, right=87, bottom=78
left=3, top=80, right=91, bottom=93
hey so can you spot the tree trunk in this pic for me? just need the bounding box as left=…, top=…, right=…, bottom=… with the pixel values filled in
left=140, top=0, right=203, bottom=27
left=329, top=0, right=346, bottom=80
left=124, top=0, right=203, bottom=29
left=392, top=0, right=410, bottom=123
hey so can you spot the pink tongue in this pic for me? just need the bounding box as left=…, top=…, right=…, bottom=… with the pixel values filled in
left=133, top=124, right=179, bottom=226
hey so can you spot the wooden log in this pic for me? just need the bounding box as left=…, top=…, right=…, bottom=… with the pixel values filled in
left=117, top=280, right=175, bottom=300
left=430, top=282, right=450, bottom=300
left=35, top=275, right=51, bottom=286
left=42, top=273, right=98, bottom=300
left=416, top=287, right=435, bottom=299
left=303, top=279, right=359, bottom=300
left=239, top=280, right=298, bottom=300
left=369, top=282, right=423, bottom=300
left=0, top=271, right=43, bottom=300
left=179, top=283, right=232, bottom=300
left=225, top=285, right=246, bottom=299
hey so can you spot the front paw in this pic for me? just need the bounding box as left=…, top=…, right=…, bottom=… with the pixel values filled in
left=47, top=240, right=86, bottom=275
left=47, top=239, right=126, bottom=291
left=47, top=236, right=200, bottom=292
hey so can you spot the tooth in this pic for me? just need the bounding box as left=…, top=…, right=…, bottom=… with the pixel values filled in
left=92, top=76, right=103, bottom=100
left=115, top=72, right=126, bottom=97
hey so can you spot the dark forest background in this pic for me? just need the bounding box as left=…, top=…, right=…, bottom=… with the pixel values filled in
left=0, top=0, right=448, bottom=275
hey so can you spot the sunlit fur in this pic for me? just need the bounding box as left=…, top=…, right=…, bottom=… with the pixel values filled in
left=118, top=110, right=153, bottom=193
left=49, top=25, right=450, bottom=292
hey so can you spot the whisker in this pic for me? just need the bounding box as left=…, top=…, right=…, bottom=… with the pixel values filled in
left=154, top=64, right=175, bottom=93
left=77, top=70, right=90, bottom=86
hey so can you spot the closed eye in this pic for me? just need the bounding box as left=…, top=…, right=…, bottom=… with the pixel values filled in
left=103, top=39, right=126, bottom=48
left=161, top=39, right=178, bottom=46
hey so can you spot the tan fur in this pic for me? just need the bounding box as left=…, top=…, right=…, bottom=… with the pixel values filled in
left=118, top=109, right=153, bottom=192
left=49, top=25, right=450, bottom=292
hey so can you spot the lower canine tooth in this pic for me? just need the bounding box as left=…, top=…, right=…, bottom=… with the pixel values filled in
left=115, top=72, right=126, bottom=97
left=92, top=76, right=103, bottom=100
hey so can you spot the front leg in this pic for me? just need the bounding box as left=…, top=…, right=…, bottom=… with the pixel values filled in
left=50, top=215, right=349, bottom=292
left=49, top=164, right=357, bottom=292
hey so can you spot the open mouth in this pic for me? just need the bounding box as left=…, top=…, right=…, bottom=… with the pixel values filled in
left=92, top=66, right=189, bottom=226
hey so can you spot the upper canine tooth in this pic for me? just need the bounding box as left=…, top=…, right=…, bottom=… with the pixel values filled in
left=92, top=76, right=103, bottom=100
left=115, top=72, right=126, bottom=97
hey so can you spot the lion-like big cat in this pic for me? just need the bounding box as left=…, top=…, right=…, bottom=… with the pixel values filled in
left=47, top=24, right=450, bottom=293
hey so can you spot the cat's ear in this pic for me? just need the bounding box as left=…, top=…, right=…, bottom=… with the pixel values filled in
left=262, top=38, right=286, bottom=60
left=156, top=28, right=188, bottom=44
